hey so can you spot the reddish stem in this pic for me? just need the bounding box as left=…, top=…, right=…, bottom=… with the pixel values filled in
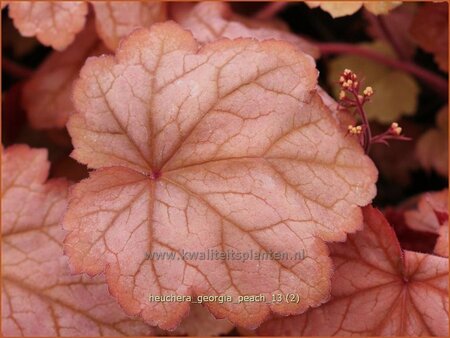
left=349, top=88, right=372, bottom=153
left=254, top=2, right=288, bottom=20
left=317, top=42, right=448, bottom=98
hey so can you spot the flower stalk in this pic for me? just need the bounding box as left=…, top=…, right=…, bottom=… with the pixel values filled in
left=338, top=69, right=411, bottom=154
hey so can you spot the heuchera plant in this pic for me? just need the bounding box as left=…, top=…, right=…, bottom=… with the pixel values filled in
left=1, top=1, right=448, bottom=337
left=63, top=22, right=376, bottom=329
left=257, top=206, right=448, bottom=336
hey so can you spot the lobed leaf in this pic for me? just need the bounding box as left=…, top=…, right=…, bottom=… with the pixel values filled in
left=173, top=1, right=319, bottom=58
left=257, top=206, right=449, bottom=336
left=7, top=1, right=88, bottom=51
left=416, top=106, right=448, bottom=177
left=404, top=189, right=448, bottom=234
left=306, top=1, right=401, bottom=18
left=410, top=2, right=448, bottom=72
left=91, top=1, right=167, bottom=51
left=384, top=206, right=439, bottom=254
left=404, top=189, right=448, bottom=258
left=1, top=144, right=154, bottom=336
left=22, top=20, right=109, bottom=129
left=63, top=22, right=377, bottom=329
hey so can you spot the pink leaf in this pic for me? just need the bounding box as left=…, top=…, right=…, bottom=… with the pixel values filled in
left=410, top=2, right=448, bottom=72
left=1, top=144, right=154, bottom=336
left=404, top=189, right=448, bottom=258
left=404, top=189, right=448, bottom=234
left=63, top=22, right=377, bottom=330
left=22, top=20, right=109, bottom=129
left=173, top=2, right=319, bottom=58
left=91, top=1, right=167, bottom=50
left=257, top=206, right=449, bottom=336
left=435, top=222, right=449, bottom=257
left=7, top=1, right=88, bottom=51
left=416, top=105, right=448, bottom=177
left=364, top=3, right=417, bottom=60
left=384, top=207, right=438, bottom=254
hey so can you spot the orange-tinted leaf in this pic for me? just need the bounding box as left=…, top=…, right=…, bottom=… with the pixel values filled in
left=404, top=189, right=448, bottom=234
left=384, top=206, right=438, bottom=254
left=91, top=1, right=167, bottom=51
left=2, top=145, right=154, bottom=336
left=7, top=1, right=88, bottom=51
left=22, top=21, right=108, bottom=129
left=416, top=106, right=448, bottom=177
left=307, top=1, right=400, bottom=18
left=257, top=206, right=449, bottom=336
left=410, top=2, right=448, bottom=72
left=404, top=190, right=449, bottom=257
left=307, top=1, right=362, bottom=17
left=64, top=22, right=377, bottom=329
left=363, top=1, right=402, bottom=15
left=173, top=2, right=319, bottom=58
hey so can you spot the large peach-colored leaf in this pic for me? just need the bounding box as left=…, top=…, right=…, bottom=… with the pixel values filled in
left=91, top=1, right=167, bottom=51
left=257, top=206, right=449, bottom=336
left=416, top=106, right=448, bottom=177
left=7, top=1, right=88, bottom=51
left=64, top=22, right=377, bottom=330
left=1, top=145, right=154, bottom=336
left=173, top=2, right=319, bottom=58
left=22, top=21, right=108, bottom=129
left=410, top=2, right=448, bottom=72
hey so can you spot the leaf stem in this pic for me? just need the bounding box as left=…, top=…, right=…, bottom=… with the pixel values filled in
left=352, top=89, right=372, bottom=153
left=317, top=42, right=448, bottom=98
left=377, top=15, right=409, bottom=60
left=254, top=2, right=288, bottom=20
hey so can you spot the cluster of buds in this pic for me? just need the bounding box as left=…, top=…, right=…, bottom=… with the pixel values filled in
left=347, top=125, right=363, bottom=135
left=337, top=69, right=410, bottom=153
left=363, top=86, right=374, bottom=97
left=339, top=69, right=359, bottom=90
left=389, top=122, right=402, bottom=136
left=338, top=69, right=374, bottom=107
left=371, top=121, right=410, bottom=146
